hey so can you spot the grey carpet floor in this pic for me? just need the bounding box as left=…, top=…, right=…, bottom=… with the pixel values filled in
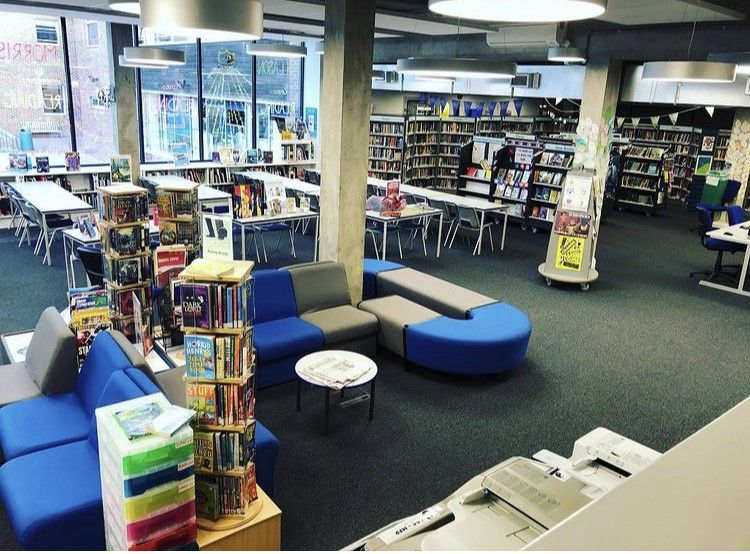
left=0, top=204, right=748, bottom=551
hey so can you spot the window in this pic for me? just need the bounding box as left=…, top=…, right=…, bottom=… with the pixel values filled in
left=139, top=43, right=200, bottom=162
left=255, top=48, right=303, bottom=151
left=66, top=17, right=117, bottom=164
left=35, top=24, right=58, bottom=44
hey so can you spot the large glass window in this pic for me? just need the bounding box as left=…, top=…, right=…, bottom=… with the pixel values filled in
left=139, top=44, right=200, bottom=162
left=0, top=11, right=72, bottom=165
left=66, top=18, right=118, bottom=164
left=255, top=47, right=303, bottom=151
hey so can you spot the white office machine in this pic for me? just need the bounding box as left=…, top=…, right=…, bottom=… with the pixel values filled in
left=344, top=429, right=659, bottom=551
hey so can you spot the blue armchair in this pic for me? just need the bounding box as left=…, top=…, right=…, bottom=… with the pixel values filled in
left=691, top=205, right=747, bottom=283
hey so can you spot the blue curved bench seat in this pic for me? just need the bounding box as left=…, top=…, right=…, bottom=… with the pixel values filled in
left=363, top=258, right=404, bottom=299
left=405, top=302, right=532, bottom=376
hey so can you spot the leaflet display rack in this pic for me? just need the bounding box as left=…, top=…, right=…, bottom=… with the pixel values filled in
left=179, top=258, right=260, bottom=530
left=97, top=184, right=153, bottom=343
left=528, top=143, right=575, bottom=233
left=96, top=393, right=197, bottom=551
left=491, top=134, right=544, bottom=225
left=368, top=115, right=404, bottom=180
left=615, top=142, right=670, bottom=216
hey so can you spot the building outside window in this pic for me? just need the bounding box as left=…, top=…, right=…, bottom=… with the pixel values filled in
left=255, top=48, right=303, bottom=151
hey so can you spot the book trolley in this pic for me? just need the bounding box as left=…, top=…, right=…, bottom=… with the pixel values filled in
left=179, top=258, right=260, bottom=530
left=97, top=184, right=153, bottom=342
left=96, top=393, right=197, bottom=551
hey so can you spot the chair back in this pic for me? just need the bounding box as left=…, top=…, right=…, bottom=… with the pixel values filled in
left=405, top=194, right=417, bottom=205
left=21, top=201, right=41, bottom=226
left=445, top=202, right=460, bottom=220
left=696, top=206, right=715, bottom=244
left=77, top=244, right=105, bottom=287
left=727, top=205, right=746, bottom=226
left=457, top=206, right=480, bottom=229
left=309, top=194, right=320, bottom=212
left=366, top=184, right=377, bottom=197
left=428, top=198, right=450, bottom=219
left=723, top=180, right=742, bottom=204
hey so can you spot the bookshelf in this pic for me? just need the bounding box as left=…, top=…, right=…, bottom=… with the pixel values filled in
left=711, top=130, right=730, bottom=171
left=492, top=134, right=544, bottom=226
left=615, top=142, right=670, bottom=216
left=97, top=184, right=153, bottom=343
left=437, top=117, right=476, bottom=191
left=271, top=119, right=315, bottom=166
left=402, top=116, right=440, bottom=188
left=141, top=161, right=313, bottom=190
left=528, top=143, right=575, bottom=232
left=180, top=258, right=259, bottom=529
left=476, top=116, right=576, bottom=140
left=368, top=115, right=404, bottom=180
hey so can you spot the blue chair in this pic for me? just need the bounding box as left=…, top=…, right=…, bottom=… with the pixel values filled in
left=690, top=205, right=747, bottom=283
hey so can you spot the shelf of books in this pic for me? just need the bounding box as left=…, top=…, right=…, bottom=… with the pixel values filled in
left=368, top=115, right=404, bottom=180
left=711, top=130, right=730, bottom=171
left=528, top=143, right=575, bottom=232
left=615, top=143, right=670, bottom=215
left=271, top=118, right=316, bottom=167
left=492, top=134, right=544, bottom=225
left=98, top=184, right=153, bottom=343
left=457, top=136, right=504, bottom=198
left=155, top=181, right=201, bottom=259
left=141, top=161, right=313, bottom=191
left=437, top=117, right=476, bottom=190
left=475, top=117, right=575, bottom=140
left=180, top=258, right=259, bottom=529
left=403, top=116, right=440, bottom=188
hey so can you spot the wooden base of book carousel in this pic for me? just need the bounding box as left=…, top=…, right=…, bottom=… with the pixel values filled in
left=196, top=497, right=263, bottom=531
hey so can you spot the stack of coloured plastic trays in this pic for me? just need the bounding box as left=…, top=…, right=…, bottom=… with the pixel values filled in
left=96, top=393, right=197, bottom=551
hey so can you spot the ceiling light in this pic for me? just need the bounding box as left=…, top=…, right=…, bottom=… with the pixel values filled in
left=548, top=46, right=586, bottom=64
left=415, top=76, right=456, bottom=84
left=428, top=0, right=606, bottom=22
left=109, top=1, right=140, bottom=14
left=642, top=61, right=737, bottom=83
left=246, top=42, right=307, bottom=58
left=708, top=52, right=750, bottom=75
left=118, top=54, right=170, bottom=69
left=122, top=46, right=185, bottom=67
left=397, top=58, right=516, bottom=80
left=140, top=0, right=262, bottom=43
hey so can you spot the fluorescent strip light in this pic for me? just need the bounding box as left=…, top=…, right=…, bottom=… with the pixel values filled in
left=140, top=0, right=263, bottom=43
left=642, top=61, right=737, bottom=83
left=246, top=42, right=307, bottom=58
left=397, top=58, right=516, bottom=80
left=122, top=46, right=185, bottom=67
left=548, top=47, right=586, bottom=64
left=118, top=54, right=170, bottom=69
left=428, top=0, right=606, bottom=22
left=707, top=52, right=750, bottom=76
left=109, top=1, right=140, bottom=14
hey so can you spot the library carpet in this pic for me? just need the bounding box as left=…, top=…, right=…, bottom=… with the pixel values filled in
left=0, top=205, right=749, bottom=550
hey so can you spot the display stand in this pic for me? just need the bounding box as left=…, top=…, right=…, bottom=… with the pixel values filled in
left=270, top=120, right=315, bottom=167
left=97, top=184, right=153, bottom=342
left=154, top=180, right=201, bottom=259
left=539, top=170, right=599, bottom=291
left=456, top=136, right=503, bottom=199
left=179, top=258, right=258, bottom=530
left=529, top=142, right=575, bottom=233
left=491, top=133, right=543, bottom=227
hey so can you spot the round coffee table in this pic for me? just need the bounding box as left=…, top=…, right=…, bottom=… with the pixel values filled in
left=295, top=350, right=378, bottom=433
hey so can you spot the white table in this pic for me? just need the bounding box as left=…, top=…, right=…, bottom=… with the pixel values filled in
left=366, top=207, right=443, bottom=260
left=295, top=350, right=378, bottom=433
left=13, top=181, right=93, bottom=266
left=235, top=210, right=320, bottom=262
left=700, top=222, right=750, bottom=297
left=142, top=175, right=234, bottom=214
left=62, top=228, right=101, bottom=290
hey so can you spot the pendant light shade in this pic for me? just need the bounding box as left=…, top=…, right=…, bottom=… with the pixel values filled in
left=109, top=1, right=140, bottom=14
left=708, top=52, right=750, bottom=75
left=140, top=0, right=263, bottom=43
left=246, top=42, right=307, bottom=58
left=642, top=61, right=737, bottom=83
left=118, top=54, right=171, bottom=69
left=397, top=58, right=516, bottom=80
left=428, top=0, right=606, bottom=22
left=548, top=46, right=586, bottom=64
left=122, top=46, right=186, bottom=67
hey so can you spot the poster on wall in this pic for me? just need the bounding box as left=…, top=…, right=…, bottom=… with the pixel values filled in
left=695, top=155, right=713, bottom=177
left=110, top=155, right=132, bottom=184
left=305, top=107, right=318, bottom=139
left=202, top=213, right=233, bottom=261
left=555, top=235, right=586, bottom=272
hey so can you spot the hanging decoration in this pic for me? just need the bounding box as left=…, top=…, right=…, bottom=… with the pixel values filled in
left=669, top=112, right=679, bottom=125
left=650, top=115, right=661, bottom=126
left=487, top=101, right=497, bottom=117
left=452, top=99, right=460, bottom=116
left=513, top=98, right=525, bottom=117
left=705, top=106, right=715, bottom=117
left=631, top=117, right=641, bottom=127
left=616, top=117, right=626, bottom=128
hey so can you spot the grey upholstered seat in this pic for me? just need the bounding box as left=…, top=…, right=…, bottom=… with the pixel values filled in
left=0, top=307, right=77, bottom=407
left=358, top=295, right=440, bottom=356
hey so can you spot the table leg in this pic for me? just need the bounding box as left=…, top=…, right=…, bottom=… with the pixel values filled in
left=501, top=212, right=508, bottom=252
left=296, top=378, right=302, bottom=412
left=738, top=247, right=750, bottom=293
left=43, top=215, right=51, bottom=266
left=64, top=236, right=73, bottom=290
left=382, top=221, right=388, bottom=260
left=240, top=224, right=247, bottom=261
left=476, top=211, right=486, bottom=256
left=314, top=216, right=320, bottom=262
left=369, top=380, right=375, bottom=421
left=436, top=213, right=443, bottom=258
left=324, top=388, right=331, bottom=433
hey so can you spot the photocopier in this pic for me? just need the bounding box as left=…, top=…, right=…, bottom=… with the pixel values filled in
left=343, top=427, right=660, bottom=551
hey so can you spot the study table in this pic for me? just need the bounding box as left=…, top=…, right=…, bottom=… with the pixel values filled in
left=235, top=211, right=320, bottom=262
left=700, top=221, right=750, bottom=297
left=12, top=180, right=93, bottom=266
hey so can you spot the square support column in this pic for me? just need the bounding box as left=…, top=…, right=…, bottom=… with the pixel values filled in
left=319, top=0, right=376, bottom=303
left=725, top=108, right=750, bottom=208
left=110, top=23, right=141, bottom=177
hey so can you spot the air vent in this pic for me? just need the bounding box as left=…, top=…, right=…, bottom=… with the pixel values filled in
left=512, top=73, right=541, bottom=88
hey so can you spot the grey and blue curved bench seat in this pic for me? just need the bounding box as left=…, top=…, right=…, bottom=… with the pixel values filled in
left=359, top=260, right=532, bottom=376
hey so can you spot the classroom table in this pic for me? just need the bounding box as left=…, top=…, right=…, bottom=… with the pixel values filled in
left=366, top=207, right=443, bottom=259
left=12, top=180, right=93, bottom=266
left=700, top=221, right=750, bottom=298
left=235, top=210, right=320, bottom=262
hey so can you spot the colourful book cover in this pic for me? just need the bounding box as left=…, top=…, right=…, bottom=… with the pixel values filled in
left=194, top=431, right=215, bottom=472
left=155, top=247, right=187, bottom=288
left=187, top=383, right=216, bottom=424
left=182, top=284, right=211, bottom=329
left=185, top=334, right=216, bottom=379
left=159, top=220, right=177, bottom=246
left=35, top=156, right=49, bottom=173
left=114, top=402, right=163, bottom=441
left=195, top=477, right=220, bottom=521
left=156, top=191, right=175, bottom=219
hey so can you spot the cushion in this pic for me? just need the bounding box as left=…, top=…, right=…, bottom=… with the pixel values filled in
left=123, top=367, right=163, bottom=396
left=286, top=262, right=351, bottom=315
left=108, top=330, right=160, bottom=388
left=255, top=421, right=280, bottom=498
left=363, top=259, right=404, bottom=299
left=301, top=305, right=380, bottom=346
left=0, top=363, right=41, bottom=407
left=0, top=392, right=89, bottom=460
left=251, top=269, right=299, bottom=324
left=0, top=440, right=105, bottom=550
left=359, top=295, right=440, bottom=356
left=25, top=307, right=77, bottom=395
left=406, top=302, right=532, bottom=375
left=377, top=267, right=495, bottom=319
left=156, top=367, right=188, bottom=407
left=254, top=318, right=324, bottom=363
left=75, top=331, right=136, bottom=415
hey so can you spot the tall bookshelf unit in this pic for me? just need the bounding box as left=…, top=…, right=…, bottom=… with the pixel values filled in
left=368, top=116, right=404, bottom=180
left=528, top=143, right=575, bottom=232
left=180, top=258, right=259, bottom=529
left=711, top=130, right=730, bottom=171
left=616, top=143, right=670, bottom=216
left=97, top=184, right=153, bottom=343
left=402, top=116, right=439, bottom=188
left=437, top=117, right=476, bottom=190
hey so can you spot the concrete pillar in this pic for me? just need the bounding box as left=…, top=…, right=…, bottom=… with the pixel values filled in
left=575, top=58, right=622, bottom=217
left=725, top=108, right=750, bottom=208
left=319, top=0, right=376, bottom=302
left=110, top=23, right=141, bottom=178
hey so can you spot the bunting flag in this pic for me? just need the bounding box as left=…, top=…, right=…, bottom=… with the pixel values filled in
left=705, top=106, right=715, bottom=117
left=493, top=101, right=501, bottom=116
left=513, top=98, right=524, bottom=117
left=616, top=117, right=626, bottom=128
left=440, top=98, right=448, bottom=111
left=668, top=112, right=679, bottom=125
left=476, top=102, right=486, bottom=118
left=487, top=101, right=497, bottom=117
left=463, top=100, right=472, bottom=116
left=452, top=99, right=460, bottom=117
left=650, top=115, right=660, bottom=127
left=555, top=97, right=563, bottom=105
left=631, top=116, right=641, bottom=127
left=499, top=101, right=509, bottom=117
left=419, top=93, right=428, bottom=105
left=440, top=101, right=451, bottom=120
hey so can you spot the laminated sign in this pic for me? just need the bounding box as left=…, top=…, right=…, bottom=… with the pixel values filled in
left=555, top=235, right=585, bottom=271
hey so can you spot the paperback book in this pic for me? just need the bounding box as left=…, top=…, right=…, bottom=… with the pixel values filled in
left=185, top=334, right=216, bottom=379
left=182, top=283, right=212, bottom=329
